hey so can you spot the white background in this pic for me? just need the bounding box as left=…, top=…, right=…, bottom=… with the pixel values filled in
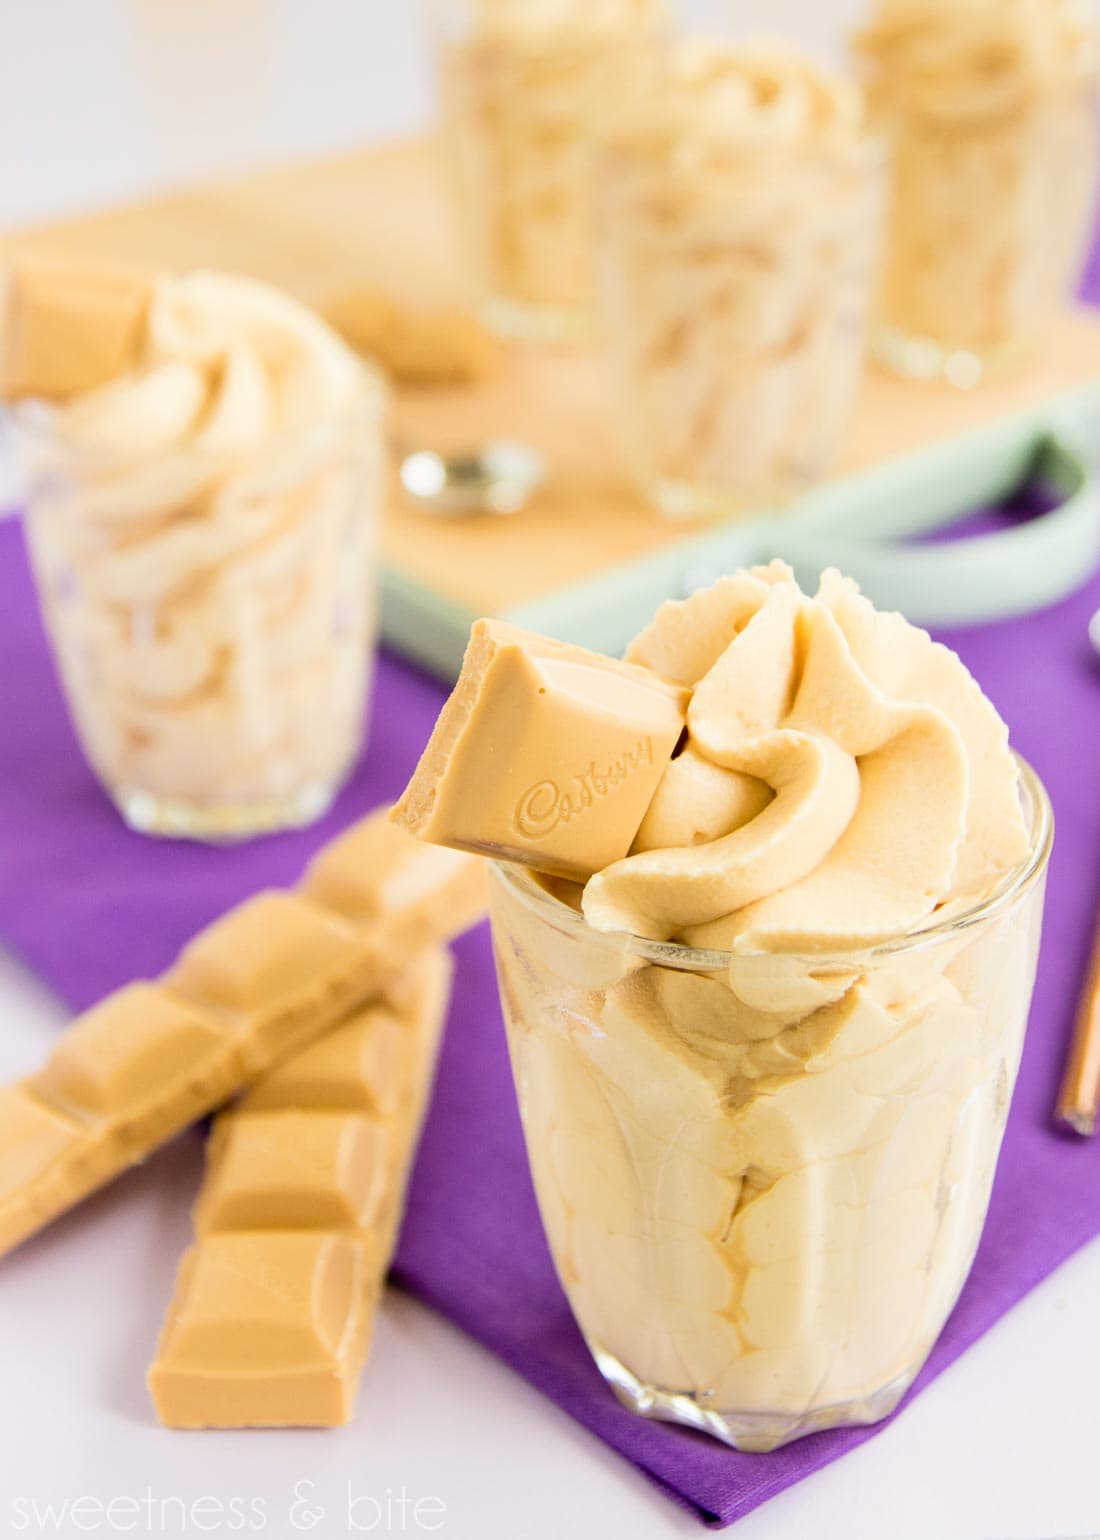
left=0, top=0, right=867, bottom=227
left=1, top=4, right=1099, bottom=1538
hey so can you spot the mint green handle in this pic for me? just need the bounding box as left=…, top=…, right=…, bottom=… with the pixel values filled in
left=765, top=434, right=1100, bottom=626
left=397, top=413, right=1100, bottom=678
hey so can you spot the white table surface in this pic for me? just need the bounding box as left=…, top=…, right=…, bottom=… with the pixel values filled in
left=2, top=5, right=1099, bottom=1538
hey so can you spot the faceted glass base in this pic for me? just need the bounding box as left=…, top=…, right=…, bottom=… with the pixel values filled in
left=113, top=779, right=339, bottom=843
left=872, top=323, right=1031, bottom=390
left=481, top=293, right=590, bottom=345
left=591, top=1342, right=915, bottom=1454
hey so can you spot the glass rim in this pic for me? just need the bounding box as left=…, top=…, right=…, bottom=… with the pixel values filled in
left=3, top=358, right=387, bottom=466
left=491, top=752, right=1053, bottom=969
left=597, top=119, right=889, bottom=175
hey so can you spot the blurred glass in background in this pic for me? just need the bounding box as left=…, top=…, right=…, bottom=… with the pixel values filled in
left=594, top=39, right=883, bottom=519
left=428, top=0, right=666, bottom=340
left=857, top=0, right=1100, bottom=385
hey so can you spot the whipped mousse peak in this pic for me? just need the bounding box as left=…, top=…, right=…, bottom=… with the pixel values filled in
left=602, top=39, right=868, bottom=166
left=582, top=563, right=1029, bottom=949
left=54, top=271, right=370, bottom=460
left=856, top=0, right=1099, bottom=121
left=19, top=269, right=382, bottom=825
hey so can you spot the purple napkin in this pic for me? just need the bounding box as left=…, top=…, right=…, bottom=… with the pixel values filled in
left=3, top=430, right=1100, bottom=1527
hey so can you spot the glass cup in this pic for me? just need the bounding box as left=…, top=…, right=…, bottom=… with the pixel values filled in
left=12, top=379, right=385, bottom=840
left=428, top=0, right=666, bottom=340
left=593, top=47, right=885, bottom=520
left=489, top=758, right=1052, bottom=1451
left=857, top=4, right=1100, bottom=385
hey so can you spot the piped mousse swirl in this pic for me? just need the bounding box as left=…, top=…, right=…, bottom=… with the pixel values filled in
left=582, top=562, right=1029, bottom=947
left=20, top=272, right=382, bottom=813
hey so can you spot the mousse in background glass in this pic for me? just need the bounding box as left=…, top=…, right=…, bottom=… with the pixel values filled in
left=14, top=376, right=385, bottom=841
left=593, top=39, right=883, bottom=520
left=429, top=0, right=665, bottom=340
left=856, top=0, right=1100, bottom=386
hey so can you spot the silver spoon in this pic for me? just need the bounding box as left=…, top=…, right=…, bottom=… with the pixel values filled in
left=397, top=439, right=545, bottom=518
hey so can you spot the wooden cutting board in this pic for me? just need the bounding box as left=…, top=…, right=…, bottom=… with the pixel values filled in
left=5, top=138, right=1100, bottom=677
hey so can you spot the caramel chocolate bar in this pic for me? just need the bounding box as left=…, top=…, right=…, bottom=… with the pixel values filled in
left=0, top=260, right=152, bottom=401
left=393, top=619, right=689, bottom=881
left=0, top=809, right=485, bottom=1259
left=237, top=998, right=416, bottom=1120
left=324, top=284, right=500, bottom=385
left=149, top=949, right=453, bottom=1428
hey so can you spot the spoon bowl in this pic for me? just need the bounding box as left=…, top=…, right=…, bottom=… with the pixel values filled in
left=399, top=439, right=545, bottom=518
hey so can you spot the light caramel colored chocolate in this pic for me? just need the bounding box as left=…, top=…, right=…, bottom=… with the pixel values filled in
left=0, top=260, right=152, bottom=401
left=324, top=284, right=500, bottom=385
left=149, top=949, right=453, bottom=1429
left=193, top=1112, right=393, bottom=1236
left=31, top=983, right=230, bottom=1153
left=238, top=1003, right=415, bottom=1120
left=0, top=808, right=485, bottom=1259
left=0, top=1088, right=91, bottom=1224
left=150, top=1233, right=370, bottom=1429
left=393, top=619, right=689, bottom=881
left=167, top=892, right=372, bottom=1075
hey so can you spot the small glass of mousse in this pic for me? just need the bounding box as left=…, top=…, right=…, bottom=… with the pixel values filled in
left=11, top=270, right=385, bottom=840
left=429, top=0, right=666, bottom=340
left=593, top=40, right=884, bottom=520
left=855, top=0, right=1100, bottom=385
left=396, top=564, right=1053, bottom=1451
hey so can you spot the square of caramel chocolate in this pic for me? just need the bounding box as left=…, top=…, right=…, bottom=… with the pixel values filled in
left=303, top=810, right=487, bottom=936
left=148, top=1232, right=372, bottom=1428
left=0, top=1087, right=88, bottom=1223
left=237, top=1006, right=415, bottom=1120
left=195, top=1110, right=391, bottom=1235
left=394, top=620, right=688, bottom=880
left=167, top=892, right=368, bottom=1067
left=1, top=261, right=151, bottom=401
left=32, top=982, right=228, bottom=1144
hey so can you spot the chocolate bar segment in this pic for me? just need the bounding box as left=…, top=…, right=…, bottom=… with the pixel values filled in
left=150, top=1232, right=370, bottom=1429
left=32, top=983, right=229, bottom=1147
left=304, top=815, right=487, bottom=932
left=323, top=285, right=499, bottom=386
left=0, top=806, right=484, bottom=1260
left=168, top=892, right=370, bottom=1070
left=392, top=619, right=689, bottom=882
left=193, top=1111, right=391, bottom=1235
left=0, top=261, right=152, bottom=401
left=149, top=949, right=453, bottom=1428
left=0, top=1088, right=92, bottom=1216
left=238, top=1005, right=414, bottom=1120
left=171, top=894, right=362, bottom=1015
